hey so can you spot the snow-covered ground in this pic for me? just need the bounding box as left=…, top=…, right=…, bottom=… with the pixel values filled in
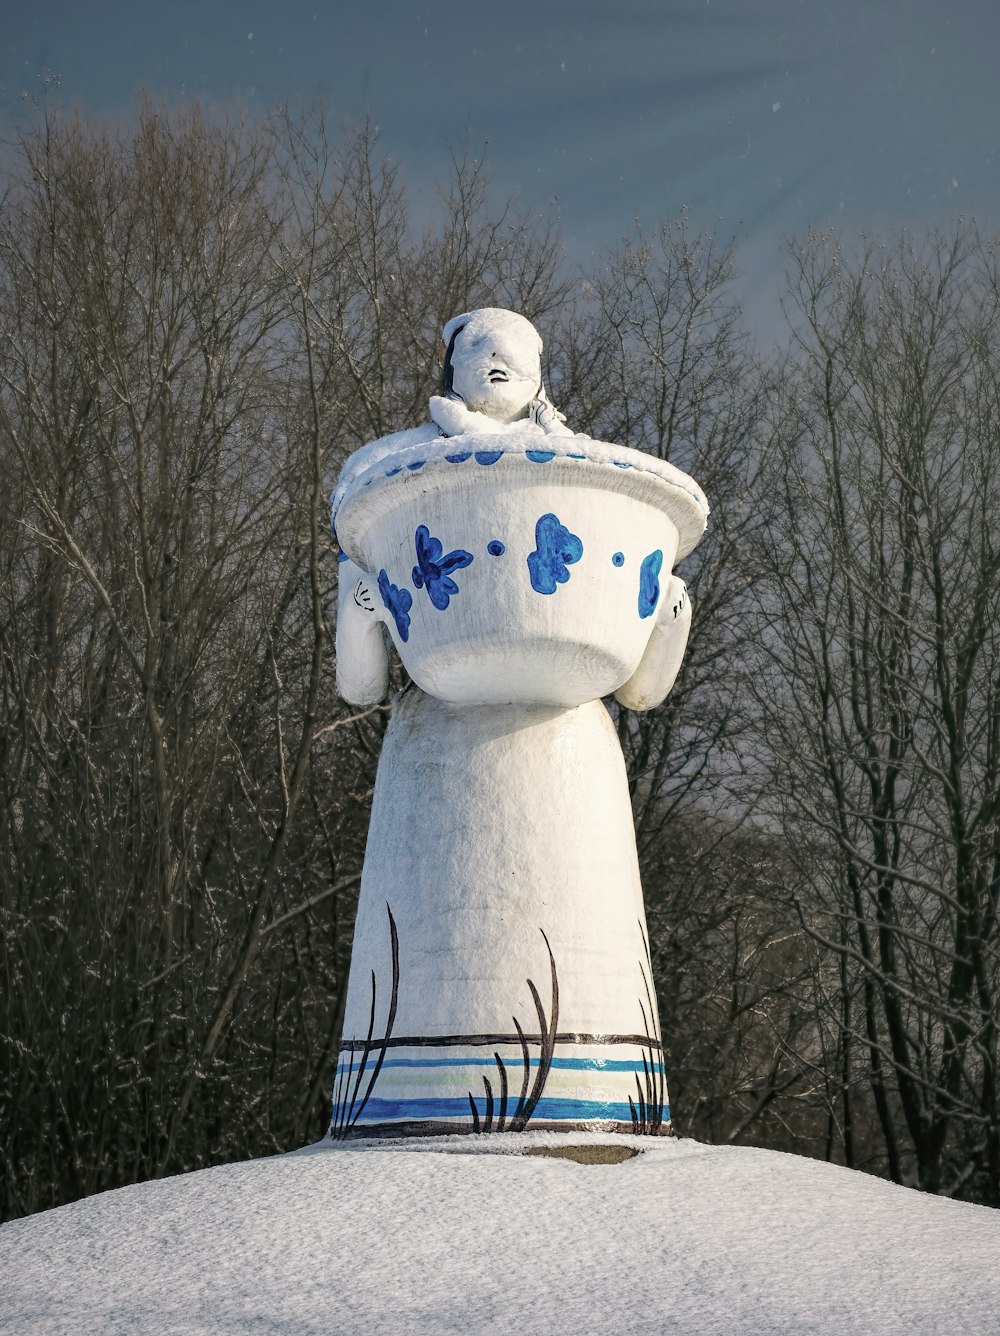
left=3, top=1133, right=997, bottom=1334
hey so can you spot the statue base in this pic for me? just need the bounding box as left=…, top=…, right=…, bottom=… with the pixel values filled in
left=330, top=689, right=669, bottom=1140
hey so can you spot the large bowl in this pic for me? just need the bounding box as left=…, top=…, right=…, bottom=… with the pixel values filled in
left=333, top=427, right=708, bottom=706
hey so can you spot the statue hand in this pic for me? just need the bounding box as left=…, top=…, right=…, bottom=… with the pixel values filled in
left=614, top=575, right=692, bottom=711
left=336, top=559, right=390, bottom=705
left=353, top=578, right=375, bottom=613
left=528, top=397, right=574, bottom=436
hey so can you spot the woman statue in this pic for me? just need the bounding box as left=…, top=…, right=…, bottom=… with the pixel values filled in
left=330, top=308, right=708, bottom=1139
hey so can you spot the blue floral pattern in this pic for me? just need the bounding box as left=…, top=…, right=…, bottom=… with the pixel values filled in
left=377, top=570, right=413, bottom=641
left=412, top=525, right=474, bottom=611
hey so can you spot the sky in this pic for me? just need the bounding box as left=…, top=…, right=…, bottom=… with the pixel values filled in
left=1, top=0, right=997, bottom=336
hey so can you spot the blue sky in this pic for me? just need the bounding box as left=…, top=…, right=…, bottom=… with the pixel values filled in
left=2, top=1, right=997, bottom=335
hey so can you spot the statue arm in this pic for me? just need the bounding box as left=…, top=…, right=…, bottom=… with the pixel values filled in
left=429, top=393, right=575, bottom=438
left=428, top=395, right=507, bottom=437
left=613, top=575, right=692, bottom=712
left=336, top=559, right=390, bottom=705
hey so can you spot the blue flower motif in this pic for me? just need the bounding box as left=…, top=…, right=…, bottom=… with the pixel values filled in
left=638, top=549, right=663, bottom=619
left=527, top=513, right=584, bottom=595
left=377, top=570, right=413, bottom=642
left=412, top=525, right=474, bottom=611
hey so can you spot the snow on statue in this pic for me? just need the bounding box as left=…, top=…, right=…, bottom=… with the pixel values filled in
left=330, top=307, right=708, bottom=1139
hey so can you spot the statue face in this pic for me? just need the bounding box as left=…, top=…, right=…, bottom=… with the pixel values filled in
left=447, top=310, right=542, bottom=423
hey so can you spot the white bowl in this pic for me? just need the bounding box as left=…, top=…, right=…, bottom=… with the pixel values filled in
left=333, top=428, right=708, bottom=706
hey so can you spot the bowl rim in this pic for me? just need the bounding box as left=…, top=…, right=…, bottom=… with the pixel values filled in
left=333, top=426, right=709, bottom=563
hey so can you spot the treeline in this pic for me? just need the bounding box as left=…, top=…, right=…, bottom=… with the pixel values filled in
left=1, top=103, right=998, bottom=1218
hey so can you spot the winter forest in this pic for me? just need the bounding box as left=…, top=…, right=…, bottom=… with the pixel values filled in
left=2, top=102, right=999, bottom=1220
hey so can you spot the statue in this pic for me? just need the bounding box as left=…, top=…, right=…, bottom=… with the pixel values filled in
left=330, top=308, right=708, bottom=1139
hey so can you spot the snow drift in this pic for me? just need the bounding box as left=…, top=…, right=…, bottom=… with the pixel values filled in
left=2, top=1134, right=998, bottom=1334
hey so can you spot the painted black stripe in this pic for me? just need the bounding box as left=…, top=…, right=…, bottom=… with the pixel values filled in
left=513, top=1016, right=530, bottom=1124
left=345, top=970, right=378, bottom=1127
left=483, top=1076, right=494, bottom=1132
left=515, top=931, right=559, bottom=1131
left=338, top=1030, right=663, bottom=1052
left=349, top=904, right=401, bottom=1129
left=495, top=1052, right=508, bottom=1133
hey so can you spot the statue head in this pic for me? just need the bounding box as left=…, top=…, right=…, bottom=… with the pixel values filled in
left=441, top=308, right=543, bottom=424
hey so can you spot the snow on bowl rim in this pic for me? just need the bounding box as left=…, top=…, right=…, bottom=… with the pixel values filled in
left=332, top=427, right=710, bottom=563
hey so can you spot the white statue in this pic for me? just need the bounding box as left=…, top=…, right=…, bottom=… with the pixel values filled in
left=330, top=307, right=708, bottom=1139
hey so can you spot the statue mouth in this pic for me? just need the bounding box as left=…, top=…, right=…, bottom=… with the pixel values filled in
left=487, top=368, right=509, bottom=383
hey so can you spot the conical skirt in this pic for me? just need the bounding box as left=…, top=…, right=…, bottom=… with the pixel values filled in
left=331, top=689, right=669, bottom=1139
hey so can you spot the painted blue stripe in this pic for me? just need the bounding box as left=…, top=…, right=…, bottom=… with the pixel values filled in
left=353, top=1096, right=669, bottom=1123
left=339, top=1056, right=658, bottom=1073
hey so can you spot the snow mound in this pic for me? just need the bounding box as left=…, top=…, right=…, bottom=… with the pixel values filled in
left=2, top=1136, right=997, bottom=1335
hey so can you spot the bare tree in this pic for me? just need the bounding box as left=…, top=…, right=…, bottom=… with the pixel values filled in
left=748, top=227, right=1000, bottom=1202
left=0, top=101, right=360, bottom=1215
left=553, top=217, right=774, bottom=830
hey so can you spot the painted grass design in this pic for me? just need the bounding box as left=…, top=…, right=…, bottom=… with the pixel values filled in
left=468, top=929, right=559, bottom=1134
left=330, top=903, right=400, bottom=1137
left=629, top=921, right=668, bottom=1135
left=331, top=919, right=665, bottom=1136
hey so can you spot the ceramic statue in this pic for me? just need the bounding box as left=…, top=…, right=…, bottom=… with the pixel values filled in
left=330, top=307, right=708, bottom=1139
